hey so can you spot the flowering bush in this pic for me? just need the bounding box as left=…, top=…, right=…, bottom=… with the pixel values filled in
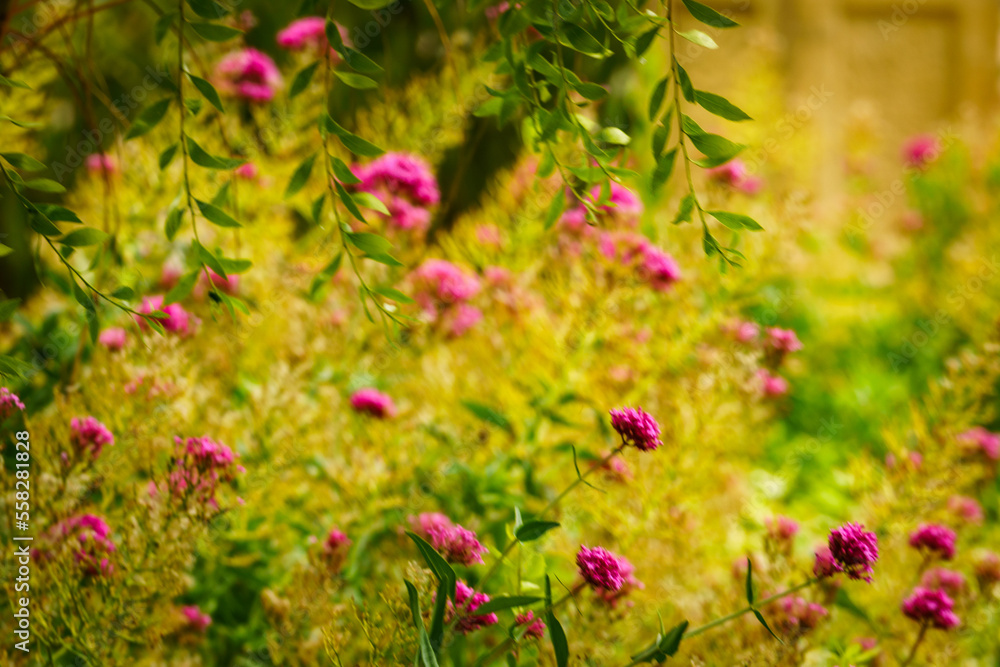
left=0, top=1, right=997, bottom=666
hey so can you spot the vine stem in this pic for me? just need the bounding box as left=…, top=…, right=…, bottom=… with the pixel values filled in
left=900, top=621, right=929, bottom=667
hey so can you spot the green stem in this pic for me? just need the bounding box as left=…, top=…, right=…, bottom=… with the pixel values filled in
left=683, top=578, right=816, bottom=639
left=900, top=621, right=929, bottom=667
left=476, top=583, right=585, bottom=666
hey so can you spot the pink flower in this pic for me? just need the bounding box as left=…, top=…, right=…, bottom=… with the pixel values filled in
left=70, top=416, right=114, bottom=459
left=577, top=545, right=630, bottom=592
left=0, top=387, right=26, bottom=419
left=778, top=596, right=828, bottom=632
left=411, top=260, right=481, bottom=324
left=85, top=153, right=118, bottom=175
left=450, top=581, right=498, bottom=633
left=594, top=450, right=633, bottom=482
left=562, top=183, right=644, bottom=231
left=901, top=587, right=959, bottom=629
left=234, top=162, right=258, bottom=180
left=733, top=320, right=760, bottom=343
left=476, top=224, right=504, bottom=247
left=353, top=153, right=440, bottom=232
left=908, top=524, right=956, bottom=561
left=766, top=515, right=799, bottom=542
left=974, top=551, right=1000, bottom=587
left=350, top=388, right=396, bottom=418
left=135, top=295, right=194, bottom=336
left=167, top=436, right=243, bottom=509
left=448, top=304, right=483, bottom=337
left=903, top=134, right=941, bottom=169
left=609, top=406, right=662, bottom=452
left=37, top=514, right=116, bottom=576
left=408, top=513, right=488, bottom=566
left=515, top=611, right=546, bottom=640
left=920, top=568, right=965, bottom=597
left=160, top=263, right=183, bottom=289
left=277, top=18, right=350, bottom=60
left=200, top=270, right=239, bottom=296
left=594, top=553, right=643, bottom=607
left=957, top=426, right=1000, bottom=460
left=641, top=246, right=682, bottom=291
left=758, top=369, right=789, bottom=397
left=947, top=495, right=984, bottom=525
left=813, top=546, right=838, bottom=578
left=321, top=527, right=351, bottom=571
left=707, top=159, right=763, bottom=194
left=766, top=327, right=803, bottom=353
left=98, top=327, right=128, bottom=351
left=214, top=49, right=282, bottom=103
left=181, top=605, right=212, bottom=633
left=827, top=522, right=879, bottom=583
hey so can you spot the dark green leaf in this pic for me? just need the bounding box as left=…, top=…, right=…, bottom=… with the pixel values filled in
left=429, top=578, right=449, bottom=651
left=404, top=580, right=424, bottom=630
left=682, top=0, right=739, bottom=28
left=673, top=194, right=696, bottom=225
left=745, top=557, right=754, bottom=604
left=545, top=576, right=569, bottom=667
left=514, top=521, right=560, bottom=543
left=159, top=143, right=179, bottom=169
left=688, top=133, right=745, bottom=167
left=460, top=400, right=514, bottom=435
left=324, top=116, right=384, bottom=157
left=155, top=12, right=177, bottom=43
left=289, top=62, right=319, bottom=98
left=708, top=210, right=763, bottom=231
left=23, top=179, right=65, bottom=193
left=1, top=152, right=46, bottom=171
left=405, top=532, right=457, bottom=602
left=752, top=609, right=783, bottom=644
left=110, top=286, right=134, bottom=300
left=573, top=82, right=607, bottom=100
left=675, top=62, right=695, bottom=102
left=651, top=149, right=677, bottom=193
left=164, top=270, right=199, bottom=305
left=188, top=21, right=242, bottom=42
left=165, top=207, right=184, bottom=240
left=336, top=181, right=366, bottom=222
left=34, top=204, right=80, bottom=223
left=649, top=77, right=669, bottom=121
left=331, top=157, right=360, bottom=184
left=186, top=0, right=228, bottom=19
left=73, top=282, right=95, bottom=313
left=695, top=90, right=751, bottom=121
left=334, top=71, right=379, bottom=90
left=342, top=47, right=383, bottom=74
left=372, top=286, right=414, bottom=304
left=188, top=74, right=224, bottom=112
left=635, top=27, right=659, bottom=56
left=544, top=193, right=565, bottom=230
left=472, top=596, right=543, bottom=616
left=285, top=154, right=317, bottom=198
left=559, top=22, right=608, bottom=57
left=194, top=241, right=227, bottom=278
left=60, top=227, right=109, bottom=247
left=186, top=137, right=245, bottom=170
left=126, top=98, right=172, bottom=139
left=195, top=199, right=242, bottom=227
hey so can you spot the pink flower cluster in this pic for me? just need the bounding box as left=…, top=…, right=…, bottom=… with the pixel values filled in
left=920, top=567, right=965, bottom=597
left=181, top=605, right=212, bottom=633
left=707, top=159, right=763, bottom=195
left=515, top=611, right=546, bottom=640
left=777, top=596, right=828, bottom=632
left=322, top=527, right=351, bottom=571
left=0, top=387, right=25, bottom=419
left=214, top=49, right=282, bottom=103
left=353, top=153, right=440, bottom=232
left=957, top=426, right=1000, bottom=460
left=975, top=551, right=1000, bottom=587
left=277, top=17, right=349, bottom=55
left=598, top=231, right=682, bottom=292
left=450, top=581, right=498, bottom=634
left=38, top=514, right=116, bottom=576
left=903, top=134, right=941, bottom=170
left=136, top=296, right=195, bottom=336
left=766, top=515, right=799, bottom=545
left=609, top=406, right=662, bottom=452
left=576, top=545, right=634, bottom=593
left=85, top=153, right=118, bottom=175
left=594, top=554, right=643, bottom=607
left=70, top=416, right=114, bottom=460
left=350, top=388, right=396, bottom=418
left=758, top=369, right=789, bottom=397
left=166, top=436, right=244, bottom=509
left=409, top=512, right=488, bottom=566
left=560, top=182, right=644, bottom=233
left=947, top=495, right=984, bottom=525
left=410, top=260, right=483, bottom=336
left=824, top=522, right=879, bottom=583
left=901, top=587, right=959, bottom=629
left=98, top=327, right=128, bottom=351
left=908, top=524, right=956, bottom=560
left=767, top=328, right=803, bottom=353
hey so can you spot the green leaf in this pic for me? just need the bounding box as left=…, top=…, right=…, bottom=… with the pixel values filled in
left=342, top=47, right=384, bottom=74
left=658, top=620, right=689, bottom=657
left=677, top=28, right=717, bottom=49
left=125, top=98, right=172, bottom=139
left=473, top=596, right=543, bottom=616
left=331, top=157, right=360, bottom=184
left=372, top=286, right=414, bottom=304
left=404, top=580, right=424, bottom=630
left=186, top=137, right=244, bottom=170
left=544, top=193, right=565, bottom=230
left=405, top=532, right=457, bottom=601
left=635, top=27, right=659, bottom=56
left=194, top=241, right=227, bottom=278
left=29, top=214, right=62, bottom=237
left=752, top=609, right=784, bottom=644
left=744, top=557, right=755, bottom=604
left=708, top=210, right=763, bottom=231
left=324, top=116, right=384, bottom=157
left=559, top=22, right=609, bottom=58
left=652, top=121, right=671, bottom=157
left=675, top=62, right=695, bottom=102
left=72, top=281, right=95, bottom=313
left=217, top=257, right=252, bottom=273
left=186, top=0, right=229, bottom=19
left=289, top=62, right=319, bottom=98
left=23, top=179, right=65, bottom=193
left=334, top=71, right=379, bottom=90
left=514, top=521, right=560, bottom=543
left=0, top=355, right=34, bottom=381
left=34, top=204, right=80, bottom=223
left=188, top=21, right=242, bottom=42
left=682, top=0, right=739, bottom=28
left=0, top=298, right=21, bottom=321
left=60, top=227, right=109, bottom=247
left=460, top=400, right=514, bottom=435
left=545, top=576, right=569, bottom=667
left=195, top=199, right=242, bottom=228
left=0, top=74, right=31, bottom=89
left=1, top=153, right=46, bottom=171
left=110, top=286, right=134, bottom=300
left=165, top=207, right=184, bottom=240
left=834, top=588, right=873, bottom=624
left=336, top=181, right=366, bottom=222
left=154, top=12, right=177, bottom=43
left=674, top=194, right=696, bottom=225
left=649, top=77, right=669, bottom=121
left=159, top=143, right=179, bottom=170
left=325, top=19, right=346, bottom=50
left=695, top=90, right=751, bottom=121
left=0, top=244, right=11, bottom=258
left=285, top=154, right=317, bottom=199
left=597, top=127, right=630, bottom=145
left=346, top=231, right=392, bottom=255
left=0, top=115, right=42, bottom=128
left=188, top=74, right=224, bottom=112
left=429, top=578, right=449, bottom=652
left=353, top=191, right=389, bottom=215
left=651, top=149, right=677, bottom=193
left=573, top=82, right=607, bottom=100
left=687, top=133, right=745, bottom=168
left=164, top=270, right=199, bottom=305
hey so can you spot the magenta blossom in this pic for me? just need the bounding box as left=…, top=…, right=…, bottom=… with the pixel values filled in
left=778, top=596, right=828, bottom=632
left=707, top=158, right=763, bottom=194
left=277, top=18, right=350, bottom=61
left=353, top=153, right=440, bottom=232
left=85, top=153, right=118, bottom=175
left=901, top=587, right=959, bottom=629
left=577, top=545, right=631, bottom=592
left=903, top=134, right=941, bottom=169
left=948, top=495, right=984, bottom=525
left=98, top=327, right=128, bottom=351
left=515, top=610, right=546, bottom=639
left=733, top=320, right=760, bottom=343
left=758, top=369, right=789, bottom=397
left=827, top=522, right=879, bottom=583
left=408, top=512, right=488, bottom=566
left=70, top=416, right=114, bottom=460
left=594, top=553, right=643, bottom=607
left=450, top=581, right=498, bottom=634
left=37, top=514, right=116, bottom=576
left=813, top=546, right=838, bottom=578
left=957, top=426, right=1000, bottom=460
left=766, top=515, right=799, bottom=543
left=213, top=48, right=282, bottom=103
left=561, top=182, right=644, bottom=232
left=766, top=327, right=803, bottom=353
left=166, top=436, right=244, bottom=509
left=181, top=605, right=212, bottom=633
left=609, top=406, right=662, bottom=452
left=234, top=162, right=258, bottom=180
left=135, top=295, right=194, bottom=336
left=641, top=246, right=682, bottom=291
left=974, top=551, right=1000, bottom=586
left=908, top=524, right=956, bottom=561
left=350, top=388, right=396, bottom=418
left=920, top=568, right=965, bottom=597
left=0, top=387, right=26, bottom=419
left=321, top=527, right=351, bottom=571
